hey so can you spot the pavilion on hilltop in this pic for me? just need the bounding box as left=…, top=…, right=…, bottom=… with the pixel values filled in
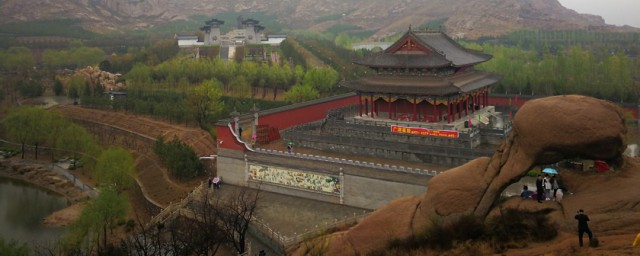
left=343, top=28, right=501, bottom=124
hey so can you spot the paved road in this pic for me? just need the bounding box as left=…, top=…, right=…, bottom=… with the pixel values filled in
left=48, top=162, right=97, bottom=197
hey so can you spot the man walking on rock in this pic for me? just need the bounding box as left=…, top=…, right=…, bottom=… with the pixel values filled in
left=575, top=209, right=593, bottom=247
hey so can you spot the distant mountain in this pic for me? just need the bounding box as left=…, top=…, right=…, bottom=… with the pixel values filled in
left=0, top=0, right=637, bottom=39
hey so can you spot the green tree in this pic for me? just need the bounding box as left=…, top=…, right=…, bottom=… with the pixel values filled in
left=67, top=75, right=86, bottom=100
left=17, top=79, right=44, bottom=98
left=61, top=186, right=129, bottom=254
left=3, top=47, right=35, bottom=74
left=69, top=47, right=106, bottom=68
left=154, top=136, right=204, bottom=179
left=229, top=75, right=251, bottom=97
left=53, top=77, right=64, bottom=96
left=56, top=123, right=101, bottom=166
left=185, top=79, right=223, bottom=129
left=3, top=106, right=50, bottom=159
left=284, top=84, right=320, bottom=103
left=0, top=238, right=30, bottom=256
left=93, top=148, right=135, bottom=194
left=334, top=32, right=354, bottom=49
left=302, top=67, right=340, bottom=96
left=125, top=63, right=153, bottom=85
left=98, top=60, right=112, bottom=72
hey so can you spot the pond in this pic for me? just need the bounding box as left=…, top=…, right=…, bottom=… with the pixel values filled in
left=0, top=177, right=68, bottom=248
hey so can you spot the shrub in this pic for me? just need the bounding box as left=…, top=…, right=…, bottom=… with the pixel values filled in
left=486, top=208, right=557, bottom=251
left=154, top=135, right=204, bottom=179
left=375, top=209, right=557, bottom=254
left=526, top=169, right=539, bottom=177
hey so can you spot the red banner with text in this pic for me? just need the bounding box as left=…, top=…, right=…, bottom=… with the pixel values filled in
left=390, top=125, right=459, bottom=138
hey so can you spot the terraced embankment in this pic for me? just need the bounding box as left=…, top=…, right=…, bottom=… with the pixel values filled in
left=53, top=105, right=217, bottom=207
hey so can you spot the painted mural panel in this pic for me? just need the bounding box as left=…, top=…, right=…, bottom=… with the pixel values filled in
left=249, top=164, right=341, bottom=194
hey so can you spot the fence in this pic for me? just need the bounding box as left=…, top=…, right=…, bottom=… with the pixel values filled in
left=252, top=148, right=440, bottom=176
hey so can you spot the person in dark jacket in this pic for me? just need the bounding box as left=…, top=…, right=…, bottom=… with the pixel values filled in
left=535, top=174, right=544, bottom=203
left=575, top=209, right=593, bottom=247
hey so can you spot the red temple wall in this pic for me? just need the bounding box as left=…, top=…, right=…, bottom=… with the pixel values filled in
left=258, top=95, right=359, bottom=130
left=217, top=94, right=359, bottom=151
left=216, top=125, right=246, bottom=151
left=218, top=94, right=639, bottom=151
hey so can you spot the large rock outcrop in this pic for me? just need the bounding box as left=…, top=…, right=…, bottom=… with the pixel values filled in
left=294, top=95, right=630, bottom=255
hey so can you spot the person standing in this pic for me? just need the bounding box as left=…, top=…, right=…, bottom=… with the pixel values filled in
left=543, top=174, right=552, bottom=200
left=575, top=209, right=593, bottom=247
left=535, top=174, right=544, bottom=203
left=551, top=175, right=559, bottom=199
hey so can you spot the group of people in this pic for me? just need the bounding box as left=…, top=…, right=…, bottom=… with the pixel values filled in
left=520, top=173, right=563, bottom=202
left=534, top=173, right=562, bottom=202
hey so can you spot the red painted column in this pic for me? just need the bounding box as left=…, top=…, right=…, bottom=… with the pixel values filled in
left=370, top=95, right=374, bottom=118
left=412, top=97, right=417, bottom=121
left=432, top=101, right=436, bottom=123
left=394, top=101, right=397, bottom=119
left=453, top=102, right=461, bottom=121
left=484, top=90, right=488, bottom=107
left=364, top=98, right=368, bottom=116
left=388, top=97, right=392, bottom=119
left=471, top=94, right=475, bottom=113
left=358, top=94, right=362, bottom=117
left=465, top=98, right=469, bottom=116
left=447, top=101, right=451, bottom=123
left=452, top=101, right=456, bottom=122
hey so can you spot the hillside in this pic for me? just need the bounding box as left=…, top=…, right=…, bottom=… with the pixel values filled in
left=0, top=0, right=637, bottom=39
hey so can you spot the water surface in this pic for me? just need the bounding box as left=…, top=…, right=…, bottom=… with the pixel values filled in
left=0, top=177, right=68, bottom=247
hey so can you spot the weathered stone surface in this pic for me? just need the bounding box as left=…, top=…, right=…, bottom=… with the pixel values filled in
left=74, top=66, right=123, bottom=92
left=293, top=95, right=630, bottom=255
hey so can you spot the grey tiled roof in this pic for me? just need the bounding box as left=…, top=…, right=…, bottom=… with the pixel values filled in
left=354, top=30, right=492, bottom=68
left=413, top=32, right=492, bottom=66
left=342, top=71, right=500, bottom=96
left=353, top=52, right=450, bottom=68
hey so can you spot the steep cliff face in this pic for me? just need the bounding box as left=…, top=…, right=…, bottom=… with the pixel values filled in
left=0, top=0, right=631, bottom=38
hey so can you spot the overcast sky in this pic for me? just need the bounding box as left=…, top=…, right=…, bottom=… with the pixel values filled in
left=558, top=0, right=640, bottom=28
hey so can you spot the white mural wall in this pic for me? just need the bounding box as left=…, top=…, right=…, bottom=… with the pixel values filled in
left=248, top=164, right=341, bottom=194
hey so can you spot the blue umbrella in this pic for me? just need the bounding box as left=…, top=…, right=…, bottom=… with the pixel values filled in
left=542, top=168, right=558, bottom=175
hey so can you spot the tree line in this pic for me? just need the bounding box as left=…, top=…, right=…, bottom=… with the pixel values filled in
left=468, top=43, right=639, bottom=102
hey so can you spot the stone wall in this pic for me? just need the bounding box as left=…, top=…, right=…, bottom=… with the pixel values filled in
left=216, top=147, right=434, bottom=210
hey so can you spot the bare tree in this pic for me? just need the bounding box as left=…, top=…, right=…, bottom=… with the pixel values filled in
left=217, top=187, right=261, bottom=254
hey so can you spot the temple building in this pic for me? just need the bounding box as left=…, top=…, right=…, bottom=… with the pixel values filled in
left=347, top=29, right=499, bottom=125
left=280, top=28, right=511, bottom=166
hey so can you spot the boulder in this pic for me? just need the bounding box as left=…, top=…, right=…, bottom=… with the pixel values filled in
left=294, top=95, right=629, bottom=255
